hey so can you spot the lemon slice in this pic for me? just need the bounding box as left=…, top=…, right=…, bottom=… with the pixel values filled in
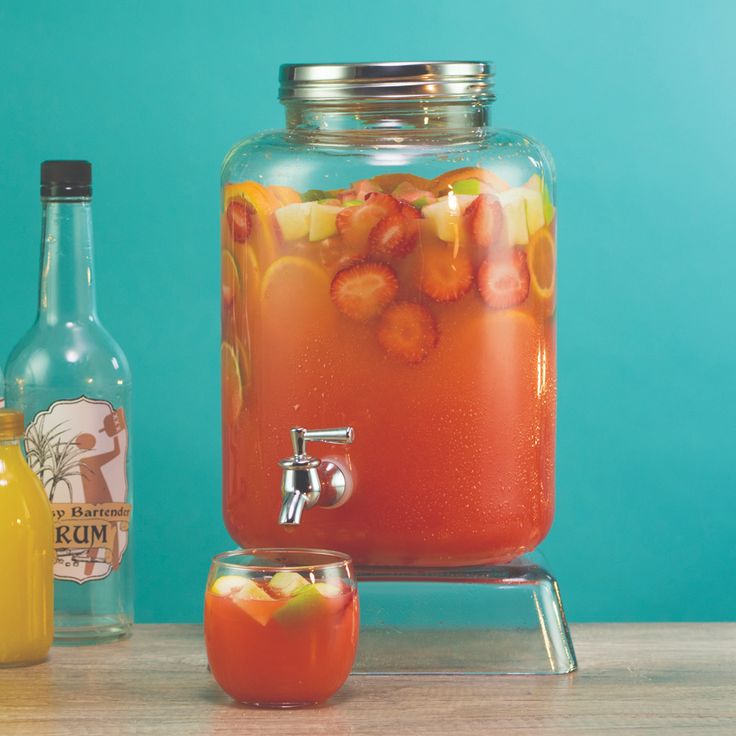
left=221, top=250, right=240, bottom=308
left=260, top=256, right=331, bottom=329
left=221, top=341, right=243, bottom=424
left=235, top=337, right=251, bottom=394
left=261, top=256, right=328, bottom=300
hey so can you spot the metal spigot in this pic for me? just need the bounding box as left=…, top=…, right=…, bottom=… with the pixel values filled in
left=278, top=426, right=354, bottom=525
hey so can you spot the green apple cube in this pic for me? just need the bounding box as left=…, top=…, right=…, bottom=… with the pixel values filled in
left=273, top=584, right=323, bottom=625
left=232, top=578, right=274, bottom=602
left=273, top=582, right=342, bottom=625
left=309, top=204, right=341, bottom=241
left=274, top=202, right=313, bottom=241
left=268, top=570, right=309, bottom=597
left=542, top=186, right=555, bottom=224
left=422, top=195, right=477, bottom=242
left=524, top=173, right=543, bottom=192
left=525, top=174, right=555, bottom=225
left=498, top=189, right=530, bottom=246
left=230, top=578, right=277, bottom=626
left=313, top=582, right=342, bottom=597
left=451, top=178, right=483, bottom=195
left=210, top=574, right=248, bottom=597
left=519, top=189, right=545, bottom=236
left=343, top=199, right=364, bottom=207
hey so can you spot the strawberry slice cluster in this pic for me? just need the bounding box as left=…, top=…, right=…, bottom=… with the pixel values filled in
left=228, top=177, right=537, bottom=366
left=336, top=192, right=420, bottom=260
left=324, top=186, right=533, bottom=365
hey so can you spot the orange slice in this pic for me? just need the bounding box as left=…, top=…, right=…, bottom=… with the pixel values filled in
left=261, top=256, right=332, bottom=338
left=430, top=167, right=510, bottom=196
left=221, top=341, right=243, bottom=424
left=261, top=255, right=330, bottom=308
left=527, top=227, right=556, bottom=316
left=268, top=185, right=302, bottom=206
left=371, top=172, right=435, bottom=193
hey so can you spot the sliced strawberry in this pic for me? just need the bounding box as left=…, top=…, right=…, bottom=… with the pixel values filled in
left=465, top=193, right=503, bottom=248
left=336, top=202, right=385, bottom=259
left=420, top=242, right=474, bottom=302
left=477, top=247, right=530, bottom=309
left=377, top=302, right=438, bottom=364
left=226, top=198, right=254, bottom=243
left=370, top=212, right=419, bottom=259
left=399, top=201, right=421, bottom=220
left=352, top=178, right=383, bottom=201
left=365, top=192, right=401, bottom=215
left=392, top=181, right=437, bottom=207
left=330, top=262, right=399, bottom=321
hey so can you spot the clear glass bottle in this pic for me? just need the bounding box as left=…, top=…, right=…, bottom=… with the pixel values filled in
left=0, top=409, right=54, bottom=667
left=221, top=62, right=557, bottom=567
left=5, top=161, right=133, bottom=644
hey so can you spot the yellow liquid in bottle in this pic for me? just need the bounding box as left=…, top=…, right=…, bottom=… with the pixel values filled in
left=0, top=434, right=54, bottom=666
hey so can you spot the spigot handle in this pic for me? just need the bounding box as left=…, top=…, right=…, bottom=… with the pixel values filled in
left=290, top=427, right=354, bottom=457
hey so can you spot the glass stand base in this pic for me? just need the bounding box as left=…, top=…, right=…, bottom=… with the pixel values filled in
left=354, top=553, right=576, bottom=675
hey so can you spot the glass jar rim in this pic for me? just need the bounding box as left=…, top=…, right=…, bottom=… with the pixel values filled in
left=212, top=547, right=353, bottom=573
left=279, top=61, right=494, bottom=103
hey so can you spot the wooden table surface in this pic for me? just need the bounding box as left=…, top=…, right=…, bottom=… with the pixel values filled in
left=0, top=623, right=734, bottom=735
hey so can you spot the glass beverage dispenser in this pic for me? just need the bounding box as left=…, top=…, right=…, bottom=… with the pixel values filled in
left=220, top=62, right=574, bottom=673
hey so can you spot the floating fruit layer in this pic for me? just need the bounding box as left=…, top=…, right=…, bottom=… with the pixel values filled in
left=222, top=168, right=555, bottom=371
left=208, top=570, right=352, bottom=628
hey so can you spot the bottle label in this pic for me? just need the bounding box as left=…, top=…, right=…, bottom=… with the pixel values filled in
left=25, top=396, right=131, bottom=584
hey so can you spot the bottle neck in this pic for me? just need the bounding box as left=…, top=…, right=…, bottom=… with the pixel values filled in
left=37, top=197, right=98, bottom=326
left=284, top=99, right=490, bottom=142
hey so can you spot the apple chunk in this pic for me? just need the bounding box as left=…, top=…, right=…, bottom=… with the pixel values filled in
left=309, top=204, right=342, bottom=241
left=232, top=579, right=279, bottom=626
left=210, top=574, right=247, bottom=597
left=274, top=202, right=314, bottom=241
left=273, top=582, right=345, bottom=625
left=421, top=194, right=476, bottom=242
left=268, top=570, right=309, bottom=598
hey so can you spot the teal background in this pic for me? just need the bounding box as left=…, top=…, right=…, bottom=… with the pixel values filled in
left=1, top=1, right=733, bottom=623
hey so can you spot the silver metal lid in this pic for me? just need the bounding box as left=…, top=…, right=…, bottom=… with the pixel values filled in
left=278, top=61, right=494, bottom=102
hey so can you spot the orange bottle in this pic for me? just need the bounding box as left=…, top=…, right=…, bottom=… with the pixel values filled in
left=0, top=410, right=54, bottom=666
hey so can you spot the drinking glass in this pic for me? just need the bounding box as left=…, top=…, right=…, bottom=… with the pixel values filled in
left=204, top=548, right=358, bottom=707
